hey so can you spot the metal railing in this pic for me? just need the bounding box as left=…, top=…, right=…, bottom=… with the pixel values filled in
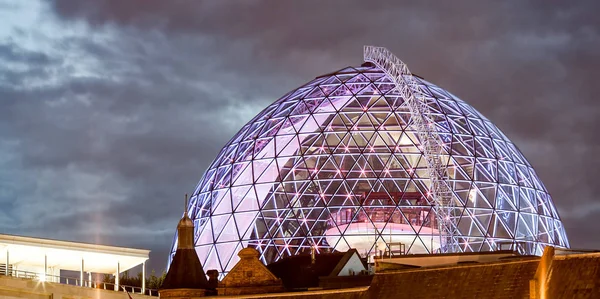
left=328, top=207, right=438, bottom=230
left=0, top=269, right=158, bottom=296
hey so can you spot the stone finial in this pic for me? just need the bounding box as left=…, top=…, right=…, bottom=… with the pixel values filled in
left=206, top=269, right=219, bottom=296
left=238, top=247, right=260, bottom=259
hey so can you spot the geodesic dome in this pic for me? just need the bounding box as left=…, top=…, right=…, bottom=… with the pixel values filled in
left=170, top=51, right=569, bottom=275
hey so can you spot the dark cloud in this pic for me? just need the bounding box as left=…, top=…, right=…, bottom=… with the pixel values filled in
left=0, top=0, right=598, bottom=272
left=0, top=41, right=54, bottom=65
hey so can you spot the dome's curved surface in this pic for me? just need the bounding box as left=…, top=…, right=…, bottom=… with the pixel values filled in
left=171, top=62, right=569, bottom=275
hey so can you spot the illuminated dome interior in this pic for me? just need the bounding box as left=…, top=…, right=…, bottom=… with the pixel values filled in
left=170, top=47, right=569, bottom=275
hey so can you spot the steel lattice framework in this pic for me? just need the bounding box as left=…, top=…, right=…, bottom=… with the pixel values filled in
left=363, top=46, right=457, bottom=252
left=170, top=47, right=569, bottom=276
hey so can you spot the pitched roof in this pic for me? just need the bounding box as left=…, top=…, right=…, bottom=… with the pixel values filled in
left=220, top=248, right=282, bottom=288
left=330, top=249, right=364, bottom=276
left=548, top=253, right=600, bottom=298
left=161, top=248, right=208, bottom=290
left=367, top=259, right=538, bottom=299
left=267, top=251, right=347, bottom=289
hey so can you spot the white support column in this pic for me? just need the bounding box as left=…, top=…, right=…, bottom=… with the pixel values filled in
left=80, top=259, right=84, bottom=287
left=5, top=250, right=9, bottom=276
left=88, top=272, right=92, bottom=288
left=115, top=262, right=120, bottom=291
left=142, top=260, right=146, bottom=294
left=44, top=255, right=47, bottom=281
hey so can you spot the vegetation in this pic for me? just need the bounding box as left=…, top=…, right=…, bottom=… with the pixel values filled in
left=102, top=270, right=166, bottom=290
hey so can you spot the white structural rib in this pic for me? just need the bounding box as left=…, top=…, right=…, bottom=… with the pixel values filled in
left=364, top=45, right=457, bottom=252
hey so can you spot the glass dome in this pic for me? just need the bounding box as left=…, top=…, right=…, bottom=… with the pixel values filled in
left=170, top=62, right=569, bottom=275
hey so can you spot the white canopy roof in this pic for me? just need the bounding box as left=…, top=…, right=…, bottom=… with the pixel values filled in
left=0, top=233, right=149, bottom=274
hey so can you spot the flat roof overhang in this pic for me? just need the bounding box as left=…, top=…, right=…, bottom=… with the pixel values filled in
left=374, top=250, right=529, bottom=269
left=0, top=233, right=149, bottom=274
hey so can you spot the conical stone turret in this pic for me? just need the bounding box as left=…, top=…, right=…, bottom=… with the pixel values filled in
left=160, top=195, right=208, bottom=298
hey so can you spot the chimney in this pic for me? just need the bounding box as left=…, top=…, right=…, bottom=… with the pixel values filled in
left=530, top=246, right=555, bottom=299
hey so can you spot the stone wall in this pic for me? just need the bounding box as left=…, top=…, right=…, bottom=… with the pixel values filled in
left=319, top=275, right=373, bottom=290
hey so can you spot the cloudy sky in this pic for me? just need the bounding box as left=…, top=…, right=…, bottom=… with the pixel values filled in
left=1, top=0, right=599, bottom=272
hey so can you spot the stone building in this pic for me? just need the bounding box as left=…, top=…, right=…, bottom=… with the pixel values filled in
left=157, top=197, right=599, bottom=298
left=159, top=241, right=600, bottom=298
left=217, top=248, right=284, bottom=296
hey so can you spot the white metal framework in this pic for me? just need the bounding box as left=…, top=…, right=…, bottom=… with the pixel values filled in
left=363, top=46, right=457, bottom=252
left=0, top=233, right=149, bottom=292
left=172, top=47, right=570, bottom=276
